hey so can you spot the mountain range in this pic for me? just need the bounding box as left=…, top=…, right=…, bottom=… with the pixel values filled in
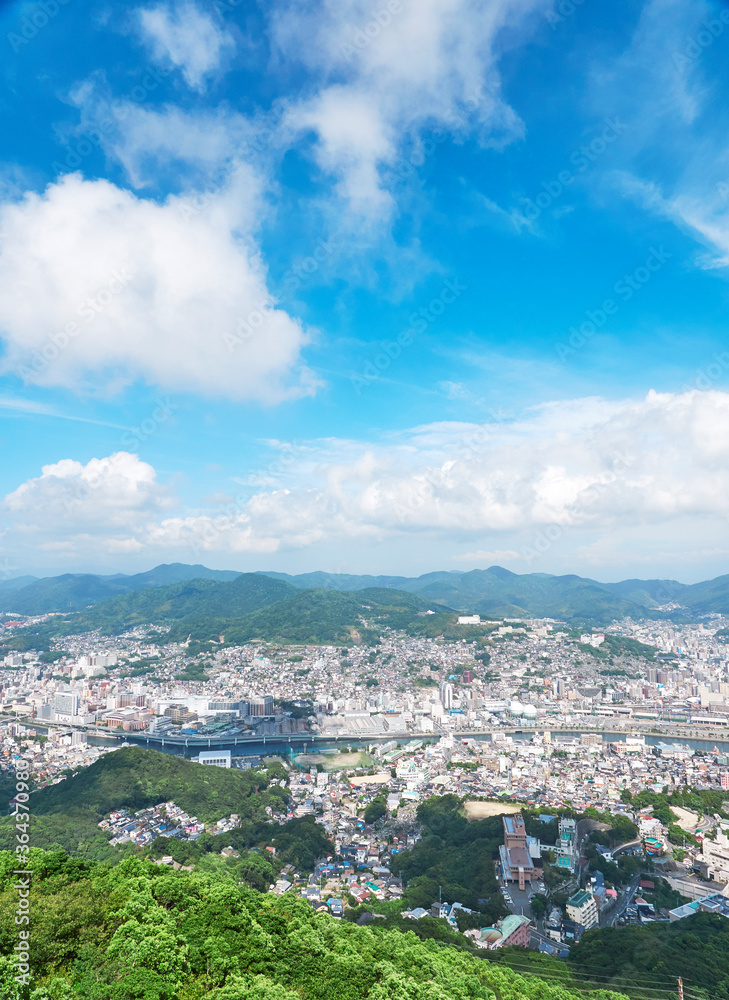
left=2, top=564, right=729, bottom=638
left=2, top=563, right=727, bottom=617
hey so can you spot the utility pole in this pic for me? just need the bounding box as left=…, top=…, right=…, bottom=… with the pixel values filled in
left=677, top=977, right=684, bottom=1000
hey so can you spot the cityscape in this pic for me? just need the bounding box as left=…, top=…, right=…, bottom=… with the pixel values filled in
left=3, top=0, right=729, bottom=996
left=2, top=590, right=729, bottom=978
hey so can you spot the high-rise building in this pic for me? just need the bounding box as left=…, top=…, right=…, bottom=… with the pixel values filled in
left=566, top=890, right=598, bottom=930
left=248, top=696, right=274, bottom=717
left=53, top=692, right=79, bottom=718
left=439, top=682, right=453, bottom=710
left=499, top=813, right=539, bottom=890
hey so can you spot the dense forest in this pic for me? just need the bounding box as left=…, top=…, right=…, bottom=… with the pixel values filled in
left=0, top=847, right=631, bottom=1000
left=571, top=914, right=729, bottom=999
left=388, top=796, right=507, bottom=922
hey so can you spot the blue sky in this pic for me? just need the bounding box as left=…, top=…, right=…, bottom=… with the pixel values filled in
left=1, top=0, right=729, bottom=582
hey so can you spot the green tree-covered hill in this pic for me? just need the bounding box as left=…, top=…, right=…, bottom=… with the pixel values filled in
left=3, top=561, right=719, bottom=622
left=0, top=847, right=631, bottom=1000
left=0, top=747, right=289, bottom=862
left=571, top=914, right=728, bottom=999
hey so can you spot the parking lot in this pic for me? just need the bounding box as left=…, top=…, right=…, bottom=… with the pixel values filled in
left=498, top=875, right=546, bottom=919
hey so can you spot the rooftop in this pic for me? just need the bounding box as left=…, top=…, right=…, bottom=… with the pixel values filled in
left=567, top=890, right=592, bottom=908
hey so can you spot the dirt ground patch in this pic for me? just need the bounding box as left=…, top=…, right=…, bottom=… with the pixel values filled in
left=462, top=800, right=522, bottom=820
left=671, top=805, right=700, bottom=832
left=349, top=772, right=392, bottom=786
left=296, top=751, right=373, bottom=771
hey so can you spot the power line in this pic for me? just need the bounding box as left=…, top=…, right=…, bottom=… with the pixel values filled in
left=497, top=952, right=684, bottom=986
left=493, top=959, right=683, bottom=994
left=491, top=962, right=681, bottom=999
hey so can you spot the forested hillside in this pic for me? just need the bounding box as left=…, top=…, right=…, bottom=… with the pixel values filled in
left=0, top=748, right=292, bottom=862
left=0, top=848, right=631, bottom=1000
left=7, top=561, right=726, bottom=623
left=571, top=914, right=729, bottom=999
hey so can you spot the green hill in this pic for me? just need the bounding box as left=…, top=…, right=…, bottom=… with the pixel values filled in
left=571, top=912, right=729, bottom=999
left=63, top=573, right=295, bottom=633
left=680, top=572, right=729, bottom=613
left=32, top=746, right=273, bottom=820
left=168, top=587, right=455, bottom=646
left=262, top=566, right=676, bottom=620
left=0, top=747, right=288, bottom=862
left=9, top=562, right=729, bottom=655
left=0, top=846, right=632, bottom=1000
left=0, top=573, right=130, bottom=614
left=8, top=561, right=729, bottom=624
left=0, top=563, right=244, bottom=615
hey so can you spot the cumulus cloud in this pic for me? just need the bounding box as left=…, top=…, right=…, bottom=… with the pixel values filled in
left=272, top=0, right=546, bottom=220
left=136, top=2, right=235, bottom=92
left=0, top=174, right=317, bottom=401
left=2, top=452, right=170, bottom=558
left=148, top=389, right=729, bottom=550
left=7, top=390, right=729, bottom=570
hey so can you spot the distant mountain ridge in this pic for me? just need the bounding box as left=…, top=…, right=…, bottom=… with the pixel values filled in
left=260, top=566, right=695, bottom=618
left=0, top=563, right=242, bottom=615
left=2, top=562, right=729, bottom=623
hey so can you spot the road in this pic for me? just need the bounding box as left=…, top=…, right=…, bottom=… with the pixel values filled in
left=600, top=873, right=640, bottom=928
left=612, top=840, right=642, bottom=856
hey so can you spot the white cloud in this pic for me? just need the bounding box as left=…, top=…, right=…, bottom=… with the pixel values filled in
left=136, top=2, right=235, bottom=92
left=452, top=549, right=522, bottom=563
left=153, top=390, right=729, bottom=549
left=8, top=389, right=729, bottom=571
left=617, top=173, right=729, bottom=271
left=589, top=0, right=729, bottom=274
left=2, top=453, right=170, bottom=562
left=67, top=78, right=262, bottom=191
left=0, top=174, right=317, bottom=401
left=272, top=0, right=546, bottom=221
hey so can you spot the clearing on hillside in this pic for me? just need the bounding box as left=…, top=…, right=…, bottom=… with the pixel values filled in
left=295, top=751, right=374, bottom=771
left=463, top=800, right=522, bottom=819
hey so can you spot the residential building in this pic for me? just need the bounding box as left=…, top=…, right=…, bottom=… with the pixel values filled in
left=566, top=890, right=598, bottom=930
